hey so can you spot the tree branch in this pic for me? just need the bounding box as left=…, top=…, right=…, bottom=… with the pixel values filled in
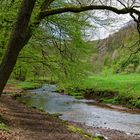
left=40, top=0, right=55, bottom=11
left=38, top=5, right=140, bottom=20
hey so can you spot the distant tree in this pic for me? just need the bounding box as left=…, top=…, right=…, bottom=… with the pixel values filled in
left=0, top=0, right=139, bottom=94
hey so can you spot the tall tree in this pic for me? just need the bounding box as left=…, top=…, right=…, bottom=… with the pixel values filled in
left=0, top=0, right=139, bottom=94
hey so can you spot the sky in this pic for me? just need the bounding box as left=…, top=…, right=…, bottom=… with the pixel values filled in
left=85, top=0, right=140, bottom=40
left=88, top=12, right=132, bottom=40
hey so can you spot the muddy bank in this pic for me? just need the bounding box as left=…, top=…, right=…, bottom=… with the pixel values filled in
left=84, top=89, right=140, bottom=109
left=58, top=88, right=140, bottom=113
left=67, top=88, right=140, bottom=109
left=86, top=101, right=140, bottom=114
left=0, top=95, right=88, bottom=140
left=3, top=84, right=25, bottom=94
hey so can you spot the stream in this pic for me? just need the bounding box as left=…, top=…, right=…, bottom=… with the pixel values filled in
left=18, top=84, right=140, bottom=136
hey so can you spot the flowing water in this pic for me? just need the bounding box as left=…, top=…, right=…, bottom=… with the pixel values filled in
left=18, top=85, right=140, bottom=135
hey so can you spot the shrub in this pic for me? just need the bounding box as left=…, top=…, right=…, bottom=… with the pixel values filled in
left=135, top=65, right=140, bottom=73
left=124, top=64, right=135, bottom=73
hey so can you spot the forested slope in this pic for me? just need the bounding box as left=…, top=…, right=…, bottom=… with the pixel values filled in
left=91, top=21, right=140, bottom=74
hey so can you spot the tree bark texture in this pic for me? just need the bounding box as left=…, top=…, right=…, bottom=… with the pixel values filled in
left=0, top=0, right=36, bottom=94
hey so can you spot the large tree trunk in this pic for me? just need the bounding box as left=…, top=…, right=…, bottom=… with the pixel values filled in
left=0, top=0, right=36, bottom=94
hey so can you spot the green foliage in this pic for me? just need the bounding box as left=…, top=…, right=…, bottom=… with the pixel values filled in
left=67, top=125, right=102, bottom=140
left=8, top=78, right=41, bottom=90
left=101, top=67, right=114, bottom=76
left=17, top=81, right=41, bottom=90
left=0, top=115, right=9, bottom=131
left=65, top=74, right=140, bottom=108
left=0, top=0, right=21, bottom=54
left=124, top=64, right=135, bottom=73
left=83, top=74, right=140, bottom=97
left=0, top=123, right=9, bottom=131
left=90, top=23, right=140, bottom=74
left=25, top=12, right=92, bottom=87
left=135, top=65, right=140, bottom=73
left=0, top=0, right=93, bottom=85
left=0, top=0, right=139, bottom=110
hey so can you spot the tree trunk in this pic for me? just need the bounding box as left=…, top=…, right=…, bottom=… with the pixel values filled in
left=0, top=0, right=36, bottom=94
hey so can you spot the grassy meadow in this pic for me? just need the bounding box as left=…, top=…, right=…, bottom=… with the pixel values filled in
left=83, top=74, right=140, bottom=98
left=65, top=74, right=140, bottom=108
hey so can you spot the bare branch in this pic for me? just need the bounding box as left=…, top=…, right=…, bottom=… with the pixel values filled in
left=117, top=0, right=127, bottom=8
left=38, top=5, right=140, bottom=21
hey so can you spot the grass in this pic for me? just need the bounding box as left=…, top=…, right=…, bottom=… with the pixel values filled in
left=8, top=79, right=41, bottom=90
left=8, top=76, right=55, bottom=90
left=0, top=123, right=9, bottom=131
left=0, top=116, right=9, bottom=132
left=82, top=73, right=140, bottom=98
left=67, top=125, right=103, bottom=140
left=66, top=74, right=140, bottom=108
left=17, top=81, right=41, bottom=90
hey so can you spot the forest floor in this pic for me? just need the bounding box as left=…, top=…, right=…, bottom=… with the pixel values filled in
left=0, top=84, right=139, bottom=140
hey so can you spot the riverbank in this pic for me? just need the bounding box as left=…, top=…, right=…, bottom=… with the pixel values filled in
left=0, top=92, right=139, bottom=140
left=0, top=94, right=97, bottom=140
left=1, top=84, right=140, bottom=140
left=3, top=80, right=44, bottom=98
left=1, top=83, right=106, bottom=140
left=17, top=84, right=140, bottom=139
left=60, top=74, right=140, bottom=109
left=7, top=80, right=42, bottom=90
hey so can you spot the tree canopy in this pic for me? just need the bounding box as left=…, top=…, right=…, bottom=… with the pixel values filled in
left=0, top=0, right=139, bottom=94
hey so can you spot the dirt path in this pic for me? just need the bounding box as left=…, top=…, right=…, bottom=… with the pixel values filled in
left=0, top=95, right=87, bottom=140
left=3, top=84, right=24, bottom=94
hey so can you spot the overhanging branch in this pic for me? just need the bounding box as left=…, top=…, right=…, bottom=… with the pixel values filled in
left=38, top=5, right=140, bottom=20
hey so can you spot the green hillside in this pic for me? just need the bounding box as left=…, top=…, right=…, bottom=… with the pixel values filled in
left=91, top=22, right=140, bottom=74
left=61, top=22, right=140, bottom=108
